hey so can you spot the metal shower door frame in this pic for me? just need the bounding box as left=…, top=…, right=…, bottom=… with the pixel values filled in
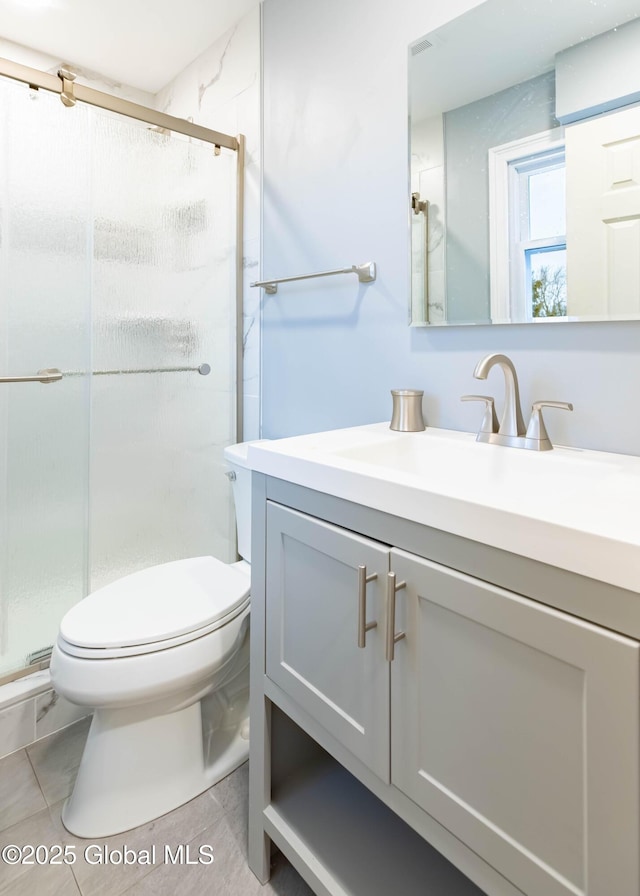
left=0, top=55, right=245, bottom=442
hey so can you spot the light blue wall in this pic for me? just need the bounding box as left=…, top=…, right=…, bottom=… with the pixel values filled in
left=260, top=0, right=640, bottom=456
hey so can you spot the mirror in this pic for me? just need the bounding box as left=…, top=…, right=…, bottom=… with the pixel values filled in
left=409, top=0, right=640, bottom=325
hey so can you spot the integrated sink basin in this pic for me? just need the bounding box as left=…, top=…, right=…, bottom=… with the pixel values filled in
left=331, top=427, right=599, bottom=479
left=333, top=429, right=480, bottom=472
left=248, top=422, right=640, bottom=593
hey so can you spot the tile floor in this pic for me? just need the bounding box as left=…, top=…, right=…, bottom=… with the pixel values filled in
left=0, top=718, right=314, bottom=896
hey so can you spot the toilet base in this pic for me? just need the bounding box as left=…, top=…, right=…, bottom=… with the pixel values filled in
left=61, top=695, right=249, bottom=838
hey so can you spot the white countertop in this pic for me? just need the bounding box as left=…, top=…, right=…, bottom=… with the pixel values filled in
left=248, top=423, right=640, bottom=594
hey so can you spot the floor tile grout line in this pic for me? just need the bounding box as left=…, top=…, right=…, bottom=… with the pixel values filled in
left=23, top=745, right=50, bottom=813
left=65, top=826, right=85, bottom=896
left=0, top=749, right=38, bottom=836
left=40, top=798, right=86, bottom=895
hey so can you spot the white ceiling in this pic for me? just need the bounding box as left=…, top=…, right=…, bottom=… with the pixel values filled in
left=411, top=0, right=640, bottom=121
left=0, top=0, right=259, bottom=93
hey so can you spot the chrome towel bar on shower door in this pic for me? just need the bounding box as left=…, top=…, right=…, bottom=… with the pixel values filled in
left=0, top=364, right=212, bottom=384
left=251, top=261, right=376, bottom=294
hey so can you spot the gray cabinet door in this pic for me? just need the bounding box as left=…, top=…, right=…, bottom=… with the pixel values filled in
left=390, top=548, right=640, bottom=896
left=265, top=502, right=390, bottom=781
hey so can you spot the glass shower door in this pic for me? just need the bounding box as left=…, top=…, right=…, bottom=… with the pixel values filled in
left=88, top=111, right=237, bottom=592
left=0, top=76, right=238, bottom=680
left=0, top=77, right=91, bottom=677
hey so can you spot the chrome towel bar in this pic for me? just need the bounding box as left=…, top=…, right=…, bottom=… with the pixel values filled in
left=0, top=364, right=211, bottom=384
left=251, top=261, right=376, bottom=294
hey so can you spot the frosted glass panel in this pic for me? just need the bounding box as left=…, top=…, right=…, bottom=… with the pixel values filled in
left=0, top=78, right=91, bottom=675
left=0, top=78, right=238, bottom=678
left=88, top=114, right=237, bottom=590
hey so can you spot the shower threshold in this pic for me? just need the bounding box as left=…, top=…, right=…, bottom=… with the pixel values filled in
left=0, top=657, right=50, bottom=690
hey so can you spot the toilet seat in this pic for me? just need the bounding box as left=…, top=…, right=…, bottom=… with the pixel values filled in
left=58, top=556, right=250, bottom=660
left=57, top=596, right=250, bottom=659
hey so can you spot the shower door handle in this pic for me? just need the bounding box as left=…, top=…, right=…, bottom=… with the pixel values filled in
left=0, top=368, right=63, bottom=384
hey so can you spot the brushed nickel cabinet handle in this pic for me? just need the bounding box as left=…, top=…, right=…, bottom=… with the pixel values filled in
left=386, top=572, right=406, bottom=662
left=357, top=565, right=378, bottom=648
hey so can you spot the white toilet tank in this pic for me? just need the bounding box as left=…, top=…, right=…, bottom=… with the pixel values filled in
left=224, top=441, right=267, bottom=563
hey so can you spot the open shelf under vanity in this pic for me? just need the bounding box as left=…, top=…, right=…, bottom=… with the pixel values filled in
left=265, top=708, right=486, bottom=896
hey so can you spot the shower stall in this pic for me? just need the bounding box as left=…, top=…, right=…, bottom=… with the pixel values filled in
left=0, top=62, right=244, bottom=681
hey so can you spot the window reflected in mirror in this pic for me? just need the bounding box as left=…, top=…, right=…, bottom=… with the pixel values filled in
left=409, top=0, right=640, bottom=326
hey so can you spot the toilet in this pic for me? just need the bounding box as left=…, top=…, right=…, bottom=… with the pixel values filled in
left=50, top=441, right=257, bottom=838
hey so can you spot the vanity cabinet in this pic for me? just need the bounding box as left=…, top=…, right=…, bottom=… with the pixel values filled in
left=391, top=549, right=639, bottom=896
left=265, top=502, right=390, bottom=782
left=250, top=480, right=640, bottom=896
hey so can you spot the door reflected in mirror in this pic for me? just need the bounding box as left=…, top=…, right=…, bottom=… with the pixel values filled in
left=409, top=0, right=640, bottom=325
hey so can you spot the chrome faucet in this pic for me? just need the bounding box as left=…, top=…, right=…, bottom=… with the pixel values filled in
left=462, top=352, right=573, bottom=451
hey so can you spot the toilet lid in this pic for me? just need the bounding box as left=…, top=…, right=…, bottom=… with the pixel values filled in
left=60, top=556, right=250, bottom=650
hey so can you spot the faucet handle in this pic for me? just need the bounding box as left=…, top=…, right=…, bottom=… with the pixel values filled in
left=461, top=394, right=499, bottom=434
left=525, top=401, right=573, bottom=451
